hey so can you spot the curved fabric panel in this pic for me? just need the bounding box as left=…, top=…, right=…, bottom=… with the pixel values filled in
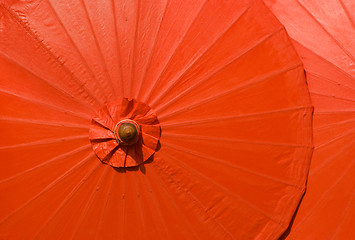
left=264, top=0, right=355, bottom=239
left=0, top=1, right=312, bottom=239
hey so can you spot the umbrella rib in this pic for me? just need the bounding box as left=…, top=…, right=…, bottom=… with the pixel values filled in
left=310, top=141, right=355, bottom=176
left=0, top=89, right=91, bottom=121
left=163, top=132, right=312, bottom=149
left=157, top=151, right=290, bottom=231
left=329, top=190, right=355, bottom=240
left=146, top=3, right=252, bottom=105
left=158, top=63, right=303, bottom=120
left=0, top=144, right=91, bottom=184
left=161, top=106, right=313, bottom=128
left=152, top=160, right=237, bottom=240
left=0, top=117, right=88, bottom=129
left=140, top=0, right=209, bottom=103
left=294, top=39, right=355, bottom=81
left=0, top=134, right=88, bottom=150
left=95, top=169, right=116, bottom=240
left=111, top=0, right=124, bottom=97
left=147, top=164, right=200, bottom=239
left=309, top=92, right=355, bottom=102
left=289, top=159, right=355, bottom=235
left=315, top=129, right=355, bottom=150
left=2, top=5, right=104, bottom=108
left=134, top=0, right=169, bottom=99
left=315, top=110, right=355, bottom=115
left=134, top=173, right=147, bottom=239
left=338, top=0, right=355, bottom=27
left=43, top=0, right=111, bottom=104
left=0, top=52, right=95, bottom=115
left=79, top=0, right=117, bottom=98
left=150, top=23, right=282, bottom=109
left=294, top=0, right=355, bottom=63
left=0, top=151, right=95, bottom=225
left=138, top=169, right=172, bottom=239
left=161, top=140, right=303, bottom=189
left=129, top=0, right=141, bottom=98
left=32, top=162, right=102, bottom=239
left=146, top=165, right=202, bottom=240
left=313, top=118, right=355, bottom=131
left=118, top=172, right=127, bottom=239
left=306, top=71, right=355, bottom=92
left=66, top=166, right=109, bottom=239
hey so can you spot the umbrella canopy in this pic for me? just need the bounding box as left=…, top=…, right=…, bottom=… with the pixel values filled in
left=264, top=0, right=355, bottom=239
left=0, top=0, right=313, bottom=239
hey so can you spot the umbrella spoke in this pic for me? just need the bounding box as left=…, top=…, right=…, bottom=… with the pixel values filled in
left=62, top=165, right=110, bottom=239
left=0, top=144, right=91, bottom=184
left=32, top=161, right=102, bottom=239
left=134, top=1, right=169, bottom=100
left=0, top=151, right=95, bottom=225
left=294, top=0, right=355, bottom=63
left=1, top=5, right=105, bottom=108
left=110, top=0, right=124, bottom=97
left=43, top=0, right=112, bottom=104
left=157, top=63, right=303, bottom=120
left=288, top=160, right=355, bottom=236
left=139, top=0, right=209, bottom=103
left=310, top=140, right=355, bottom=176
left=338, top=0, right=355, bottom=26
left=315, top=129, right=355, bottom=149
left=313, top=118, right=355, bottom=131
left=293, top=39, right=355, bottom=80
left=310, top=92, right=355, bottom=103
left=329, top=190, right=355, bottom=240
left=133, top=173, right=148, bottom=239
left=156, top=150, right=289, bottom=229
left=160, top=140, right=303, bottom=188
left=0, top=53, right=95, bottom=116
left=152, top=159, right=237, bottom=239
left=0, top=135, right=88, bottom=150
left=150, top=25, right=283, bottom=109
left=146, top=4, right=252, bottom=107
left=0, top=117, right=88, bottom=129
left=136, top=171, right=171, bottom=239
left=146, top=164, right=201, bottom=239
left=161, top=106, right=312, bottom=128
left=94, top=169, right=116, bottom=240
left=128, top=1, right=141, bottom=99
left=79, top=0, right=118, bottom=99
left=0, top=89, right=91, bottom=121
left=306, top=71, right=355, bottom=93
left=163, top=132, right=311, bottom=149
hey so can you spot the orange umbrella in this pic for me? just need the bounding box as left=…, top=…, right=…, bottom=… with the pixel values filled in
left=0, top=1, right=313, bottom=239
left=264, top=0, right=355, bottom=239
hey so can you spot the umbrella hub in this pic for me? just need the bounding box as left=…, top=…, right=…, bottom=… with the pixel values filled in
left=89, top=98, right=161, bottom=168
left=114, top=119, right=140, bottom=146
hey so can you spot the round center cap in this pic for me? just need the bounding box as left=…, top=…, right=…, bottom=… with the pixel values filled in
left=113, top=119, right=140, bottom=146
left=118, top=123, right=138, bottom=144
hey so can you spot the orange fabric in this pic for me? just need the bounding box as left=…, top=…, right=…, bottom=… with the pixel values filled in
left=264, top=0, right=355, bottom=239
left=0, top=0, right=313, bottom=239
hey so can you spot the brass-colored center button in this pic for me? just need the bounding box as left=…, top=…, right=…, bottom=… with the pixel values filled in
left=118, top=122, right=138, bottom=144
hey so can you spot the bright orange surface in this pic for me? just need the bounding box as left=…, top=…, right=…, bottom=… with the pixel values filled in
left=1, top=1, right=313, bottom=239
left=265, top=0, right=355, bottom=239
